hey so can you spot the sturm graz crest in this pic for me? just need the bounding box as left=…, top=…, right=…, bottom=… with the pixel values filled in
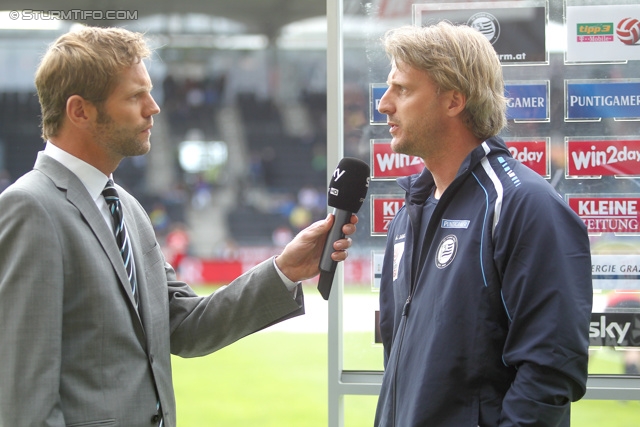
left=468, top=12, right=501, bottom=45
left=435, top=234, right=458, bottom=269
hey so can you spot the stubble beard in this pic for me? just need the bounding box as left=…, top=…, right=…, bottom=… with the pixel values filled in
left=95, top=110, right=151, bottom=159
left=391, top=118, right=443, bottom=162
left=391, top=129, right=426, bottom=159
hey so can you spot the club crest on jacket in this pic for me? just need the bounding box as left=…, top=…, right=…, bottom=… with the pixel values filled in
left=435, top=234, right=458, bottom=269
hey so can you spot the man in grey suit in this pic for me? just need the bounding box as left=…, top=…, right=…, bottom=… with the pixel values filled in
left=0, top=27, right=357, bottom=427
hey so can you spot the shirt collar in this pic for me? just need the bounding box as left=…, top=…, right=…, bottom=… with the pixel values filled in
left=43, top=142, right=112, bottom=202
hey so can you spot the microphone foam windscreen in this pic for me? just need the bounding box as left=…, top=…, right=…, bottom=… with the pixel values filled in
left=327, top=157, right=371, bottom=213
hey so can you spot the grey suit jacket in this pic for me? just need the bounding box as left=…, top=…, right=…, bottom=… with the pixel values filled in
left=0, top=153, right=304, bottom=427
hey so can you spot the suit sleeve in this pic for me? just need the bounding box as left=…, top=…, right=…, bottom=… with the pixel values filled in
left=165, top=258, right=304, bottom=358
left=496, top=191, right=593, bottom=426
left=121, top=191, right=305, bottom=359
left=0, top=189, right=66, bottom=426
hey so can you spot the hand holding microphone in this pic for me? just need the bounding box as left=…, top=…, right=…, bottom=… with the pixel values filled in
left=317, top=157, right=370, bottom=300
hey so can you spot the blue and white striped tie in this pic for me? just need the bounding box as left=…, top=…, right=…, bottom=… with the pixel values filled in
left=102, top=180, right=139, bottom=308
left=103, top=180, right=163, bottom=425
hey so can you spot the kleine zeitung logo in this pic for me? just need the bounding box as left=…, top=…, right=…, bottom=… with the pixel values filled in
left=568, top=196, right=640, bottom=234
left=372, top=196, right=405, bottom=235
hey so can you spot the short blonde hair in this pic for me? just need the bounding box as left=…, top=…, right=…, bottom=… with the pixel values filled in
left=35, top=26, right=151, bottom=140
left=382, top=22, right=507, bottom=140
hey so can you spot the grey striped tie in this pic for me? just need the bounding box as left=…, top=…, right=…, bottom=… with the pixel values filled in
left=102, top=180, right=139, bottom=308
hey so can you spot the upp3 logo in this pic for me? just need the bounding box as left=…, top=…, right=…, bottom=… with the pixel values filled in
left=577, top=18, right=640, bottom=45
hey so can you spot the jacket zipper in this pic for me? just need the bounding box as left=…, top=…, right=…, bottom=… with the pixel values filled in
left=386, top=158, right=479, bottom=426
left=391, top=293, right=412, bottom=426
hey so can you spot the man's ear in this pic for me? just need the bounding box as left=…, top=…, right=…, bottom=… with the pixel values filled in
left=445, top=90, right=466, bottom=117
left=65, top=95, right=96, bottom=129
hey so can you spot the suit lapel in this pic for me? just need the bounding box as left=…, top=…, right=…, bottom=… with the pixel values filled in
left=34, top=153, right=144, bottom=329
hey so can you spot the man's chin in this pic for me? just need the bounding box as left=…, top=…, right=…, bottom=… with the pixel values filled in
left=141, top=136, right=152, bottom=150
left=390, top=138, right=404, bottom=154
left=130, top=139, right=151, bottom=157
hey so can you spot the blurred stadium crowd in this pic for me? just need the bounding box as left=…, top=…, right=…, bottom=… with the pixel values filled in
left=0, top=14, right=374, bottom=283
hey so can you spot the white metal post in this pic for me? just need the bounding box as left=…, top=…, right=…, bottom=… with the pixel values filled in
left=326, top=0, right=344, bottom=425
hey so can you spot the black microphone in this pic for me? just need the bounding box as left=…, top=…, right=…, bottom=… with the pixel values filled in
left=317, top=157, right=370, bottom=300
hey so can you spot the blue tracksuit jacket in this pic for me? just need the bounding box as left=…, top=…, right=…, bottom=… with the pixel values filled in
left=374, top=136, right=593, bottom=426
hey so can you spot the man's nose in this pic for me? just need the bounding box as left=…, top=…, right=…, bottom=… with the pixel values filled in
left=377, top=89, right=393, bottom=115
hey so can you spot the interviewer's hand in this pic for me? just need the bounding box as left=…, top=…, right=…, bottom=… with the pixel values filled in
left=275, top=213, right=357, bottom=283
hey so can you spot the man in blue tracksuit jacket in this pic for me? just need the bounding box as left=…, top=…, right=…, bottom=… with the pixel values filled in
left=374, top=23, right=592, bottom=426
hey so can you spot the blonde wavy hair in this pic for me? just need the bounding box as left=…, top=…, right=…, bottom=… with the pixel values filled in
left=35, top=26, right=151, bottom=140
left=382, top=22, right=507, bottom=141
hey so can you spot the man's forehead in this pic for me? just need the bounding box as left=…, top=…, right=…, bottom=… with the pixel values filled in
left=387, top=60, right=411, bottom=79
left=391, top=58, right=414, bottom=71
left=112, top=63, right=153, bottom=91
